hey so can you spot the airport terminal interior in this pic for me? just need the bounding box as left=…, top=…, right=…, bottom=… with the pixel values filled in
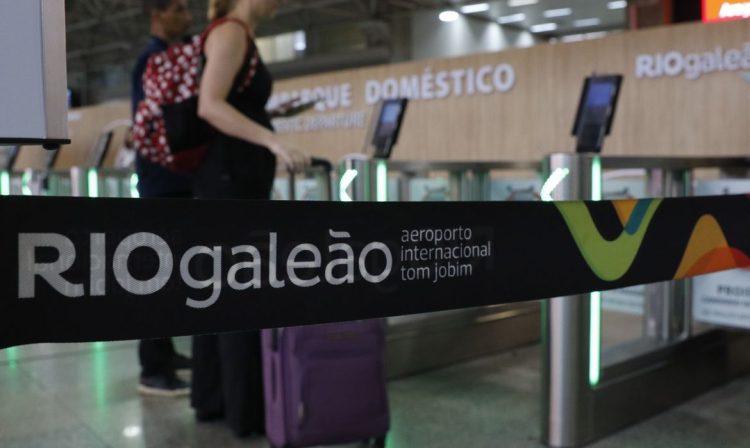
left=2, top=0, right=750, bottom=447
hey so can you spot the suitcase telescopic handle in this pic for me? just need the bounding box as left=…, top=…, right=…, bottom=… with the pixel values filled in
left=286, top=157, right=332, bottom=174
left=285, top=157, right=332, bottom=199
left=310, top=157, right=332, bottom=173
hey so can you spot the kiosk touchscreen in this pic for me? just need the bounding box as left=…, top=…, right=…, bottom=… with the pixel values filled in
left=0, top=146, right=20, bottom=171
left=371, top=98, right=408, bottom=159
left=89, top=131, right=115, bottom=168
left=572, top=75, right=623, bottom=153
left=46, top=147, right=60, bottom=171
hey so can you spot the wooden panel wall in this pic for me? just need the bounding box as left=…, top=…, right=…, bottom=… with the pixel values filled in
left=15, top=101, right=130, bottom=170
left=17, top=20, right=748, bottom=170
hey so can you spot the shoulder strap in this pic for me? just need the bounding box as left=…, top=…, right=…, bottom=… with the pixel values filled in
left=203, top=18, right=253, bottom=44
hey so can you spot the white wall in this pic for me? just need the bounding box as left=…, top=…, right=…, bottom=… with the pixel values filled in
left=257, top=32, right=298, bottom=64
left=0, top=0, right=44, bottom=139
left=0, top=0, right=67, bottom=141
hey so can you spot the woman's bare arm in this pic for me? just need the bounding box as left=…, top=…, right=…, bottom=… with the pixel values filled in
left=197, top=22, right=308, bottom=171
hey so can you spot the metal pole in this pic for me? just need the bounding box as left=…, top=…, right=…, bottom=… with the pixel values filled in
left=399, top=172, right=413, bottom=202
left=70, top=167, right=83, bottom=197
left=321, top=168, right=333, bottom=201
left=644, top=169, right=691, bottom=342
left=475, top=169, right=491, bottom=201
left=448, top=170, right=463, bottom=201
left=288, top=171, right=297, bottom=201
left=542, top=152, right=597, bottom=447
left=340, top=156, right=373, bottom=202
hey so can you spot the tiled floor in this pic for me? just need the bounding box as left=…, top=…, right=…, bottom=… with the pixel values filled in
left=2, top=339, right=750, bottom=447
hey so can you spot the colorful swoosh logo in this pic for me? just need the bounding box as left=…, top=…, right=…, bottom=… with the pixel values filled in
left=555, top=199, right=662, bottom=281
left=675, top=214, right=750, bottom=278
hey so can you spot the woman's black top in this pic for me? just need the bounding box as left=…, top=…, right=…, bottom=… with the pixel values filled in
left=194, top=38, right=277, bottom=200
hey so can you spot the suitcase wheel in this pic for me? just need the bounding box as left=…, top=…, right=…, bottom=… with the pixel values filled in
left=366, top=436, right=387, bottom=447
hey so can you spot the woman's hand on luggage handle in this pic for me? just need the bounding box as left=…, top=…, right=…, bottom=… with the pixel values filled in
left=270, top=141, right=311, bottom=173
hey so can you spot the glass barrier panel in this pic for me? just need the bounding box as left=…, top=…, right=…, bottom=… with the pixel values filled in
left=294, top=178, right=324, bottom=201
left=46, top=173, right=70, bottom=196
left=691, top=179, right=750, bottom=334
left=490, top=178, right=541, bottom=201
left=379, top=166, right=544, bottom=338
left=272, top=177, right=290, bottom=201
left=408, top=177, right=450, bottom=202
left=101, top=176, right=122, bottom=198
left=10, top=174, right=23, bottom=195
left=599, top=172, right=649, bottom=351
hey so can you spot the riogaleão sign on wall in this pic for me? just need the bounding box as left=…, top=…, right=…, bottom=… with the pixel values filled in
left=636, top=42, right=750, bottom=80
left=3, top=194, right=750, bottom=348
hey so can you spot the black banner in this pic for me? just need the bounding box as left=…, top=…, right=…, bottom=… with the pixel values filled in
left=1, top=194, right=749, bottom=348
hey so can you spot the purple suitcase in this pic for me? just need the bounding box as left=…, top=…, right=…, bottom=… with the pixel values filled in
left=262, top=320, right=389, bottom=448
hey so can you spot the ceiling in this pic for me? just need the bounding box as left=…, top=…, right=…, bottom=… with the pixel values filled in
left=64, top=0, right=450, bottom=69
left=462, top=0, right=628, bottom=35
left=64, top=0, right=628, bottom=96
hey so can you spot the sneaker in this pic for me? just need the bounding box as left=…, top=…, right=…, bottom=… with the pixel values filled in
left=138, top=375, right=190, bottom=398
left=171, top=353, right=192, bottom=379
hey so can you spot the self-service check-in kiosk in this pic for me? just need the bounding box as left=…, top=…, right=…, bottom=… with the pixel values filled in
left=340, top=98, right=409, bottom=202
left=340, top=100, right=542, bottom=378
left=371, top=98, right=409, bottom=160
left=543, top=74, right=750, bottom=447
left=572, top=74, right=623, bottom=154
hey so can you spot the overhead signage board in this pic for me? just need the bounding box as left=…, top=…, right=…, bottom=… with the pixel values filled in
left=703, top=0, right=750, bottom=23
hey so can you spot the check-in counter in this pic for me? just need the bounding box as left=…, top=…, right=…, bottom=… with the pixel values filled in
left=338, top=157, right=543, bottom=378
left=542, top=154, right=750, bottom=448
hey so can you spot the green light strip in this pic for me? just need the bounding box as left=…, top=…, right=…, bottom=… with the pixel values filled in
left=589, top=291, right=601, bottom=386
left=376, top=160, right=388, bottom=202
left=21, top=171, right=32, bottom=196
left=92, top=342, right=108, bottom=409
left=540, top=167, right=570, bottom=202
left=0, top=171, right=10, bottom=196
left=130, top=173, right=140, bottom=198
left=87, top=169, right=99, bottom=198
left=339, top=169, right=358, bottom=202
left=589, top=155, right=603, bottom=386
left=4, top=347, right=18, bottom=370
left=591, top=155, right=602, bottom=201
